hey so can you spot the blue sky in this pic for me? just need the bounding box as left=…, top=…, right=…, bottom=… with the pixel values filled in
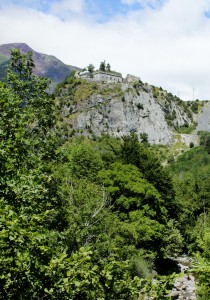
left=1, top=0, right=210, bottom=99
left=5, top=0, right=208, bottom=20
left=1, top=0, right=165, bottom=18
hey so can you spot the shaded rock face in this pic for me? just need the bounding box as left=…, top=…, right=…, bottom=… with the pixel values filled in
left=76, top=91, right=171, bottom=144
left=0, top=43, right=80, bottom=86
left=196, top=102, right=210, bottom=132
left=69, top=83, right=192, bottom=145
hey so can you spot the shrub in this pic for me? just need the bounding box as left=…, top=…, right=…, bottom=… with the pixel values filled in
left=136, top=103, right=144, bottom=110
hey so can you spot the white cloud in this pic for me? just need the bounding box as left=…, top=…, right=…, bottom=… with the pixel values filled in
left=1, top=0, right=210, bottom=99
left=50, top=0, right=84, bottom=16
left=121, top=0, right=166, bottom=9
left=121, top=0, right=137, bottom=5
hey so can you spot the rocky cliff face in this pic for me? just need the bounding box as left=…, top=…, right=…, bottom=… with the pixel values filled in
left=196, top=102, right=210, bottom=132
left=74, top=86, right=173, bottom=144
left=57, top=78, right=193, bottom=145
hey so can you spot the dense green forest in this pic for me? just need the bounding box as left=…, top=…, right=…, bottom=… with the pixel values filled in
left=0, top=49, right=210, bottom=299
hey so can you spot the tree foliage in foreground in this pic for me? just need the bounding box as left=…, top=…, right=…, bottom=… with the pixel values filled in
left=2, top=49, right=205, bottom=299
left=170, top=145, right=210, bottom=298
left=0, top=50, right=146, bottom=299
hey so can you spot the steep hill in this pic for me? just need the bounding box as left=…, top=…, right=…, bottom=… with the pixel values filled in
left=0, top=43, right=81, bottom=87
left=2, top=44, right=207, bottom=146
left=55, top=76, right=197, bottom=145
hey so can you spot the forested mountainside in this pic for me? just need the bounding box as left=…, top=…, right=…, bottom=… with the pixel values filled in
left=1, top=48, right=210, bottom=299
left=0, top=43, right=81, bottom=87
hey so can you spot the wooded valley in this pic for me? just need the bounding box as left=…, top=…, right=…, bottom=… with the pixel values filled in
left=1, top=49, right=210, bottom=299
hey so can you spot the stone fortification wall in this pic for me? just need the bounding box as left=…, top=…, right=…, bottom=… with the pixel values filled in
left=93, top=71, right=123, bottom=83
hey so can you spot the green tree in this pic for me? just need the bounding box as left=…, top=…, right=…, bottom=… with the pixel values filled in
left=0, top=49, right=60, bottom=215
left=6, top=48, right=54, bottom=131
left=98, top=162, right=169, bottom=256
left=98, top=162, right=167, bottom=220
left=140, top=132, right=149, bottom=144
left=170, top=146, right=210, bottom=245
left=199, top=131, right=210, bottom=153
left=121, top=132, right=176, bottom=218
left=121, top=131, right=140, bottom=166
left=0, top=50, right=70, bottom=297
left=106, top=63, right=111, bottom=72
left=87, top=63, right=95, bottom=77
left=99, top=60, right=106, bottom=71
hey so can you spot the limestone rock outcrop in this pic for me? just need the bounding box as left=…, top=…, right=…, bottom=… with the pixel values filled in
left=66, top=81, right=192, bottom=145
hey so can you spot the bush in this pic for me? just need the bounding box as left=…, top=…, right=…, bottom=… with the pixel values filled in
left=136, top=103, right=144, bottom=110
left=129, top=256, right=153, bottom=279
left=199, top=131, right=210, bottom=153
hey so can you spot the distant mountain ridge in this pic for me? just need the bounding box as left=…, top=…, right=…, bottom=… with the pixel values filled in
left=0, top=43, right=81, bottom=86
